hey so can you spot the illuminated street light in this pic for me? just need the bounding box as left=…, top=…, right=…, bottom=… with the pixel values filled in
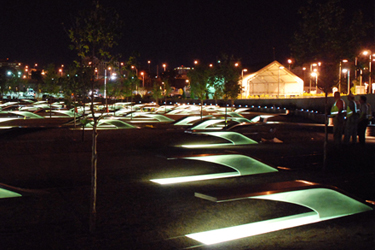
left=209, top=64, right=213, bottom=68
left=311, top=72, right=318, bottom=94
left=287, top=59, right=292, bottom=70
left=194, top=60, right=198, bottom=65
left=162, top=64, right=166, bottom=72
left=131, top=65, right=138, bottom=76
left=241, top=69, right=248, bottom=78
left=234, top=62, right=239, bottom=67
left=338, top=59, right=348, bottom=93
left=343, top=68, right=351, bottom=94
left=362, top=50, right=372, bottom=93
left=309, top=62, right=321, bottom=93
left=104, top=69, right=107, bottom=99
left=140, top=72, right=145, bottom=88
left=241, top=69, right=248, bottom=99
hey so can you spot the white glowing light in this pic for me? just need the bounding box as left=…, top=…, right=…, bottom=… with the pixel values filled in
left=151, top=172, right=238, bottom=184
left=186, top=212, right=318, bottom=245
left=0, top=118, right=18, bottom=123
left=250, top=115, right=275, bottom=123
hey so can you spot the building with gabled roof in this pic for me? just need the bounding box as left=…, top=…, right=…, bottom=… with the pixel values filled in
left=241, top=61, right=304, bottom=98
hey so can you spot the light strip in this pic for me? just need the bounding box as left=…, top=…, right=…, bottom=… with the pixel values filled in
left=150, top=172, right=238, bottom=185
left=0, top=188, right=22, bottom=198
left=186, top=212, right=319, bottom=245
left=181, top=143, right=234, bottom=148
left=0, top=118, right=18, bottom=123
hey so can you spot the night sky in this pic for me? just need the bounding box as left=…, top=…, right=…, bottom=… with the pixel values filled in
left=0, top=0, right=373, bottom=70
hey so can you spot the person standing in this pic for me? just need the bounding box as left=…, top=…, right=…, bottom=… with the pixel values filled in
left=331, top=92, right=346, bottom=145
left=344, top=94, right=359, bottom=144
left=357, top=95, right=371, bottom=145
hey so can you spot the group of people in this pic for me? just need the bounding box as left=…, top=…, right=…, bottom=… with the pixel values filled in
left=331, top=92, right=372, bottom=145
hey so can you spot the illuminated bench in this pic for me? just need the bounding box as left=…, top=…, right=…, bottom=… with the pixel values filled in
left=187, top=180, right=373, bottom=245
left=0, top=185, right=22, bottom=199
left=150, top=154, right=277, bottom=185
left=180, top=131, right=258, bottom=148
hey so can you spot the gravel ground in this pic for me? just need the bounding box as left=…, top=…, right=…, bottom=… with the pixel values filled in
left=0, top=114, right=374, bottom=250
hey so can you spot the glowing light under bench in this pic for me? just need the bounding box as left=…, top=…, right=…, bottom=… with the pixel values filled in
left=0, top=188, right=22, bottom=199
left=150, top=154, right=277, bottom=185
left=187, top=184, right=373, bottom=245
left=187, top=212, right=319, bottom=245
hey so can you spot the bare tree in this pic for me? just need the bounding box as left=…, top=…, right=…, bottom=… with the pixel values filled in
left=67, top=0, right=122, bottom=232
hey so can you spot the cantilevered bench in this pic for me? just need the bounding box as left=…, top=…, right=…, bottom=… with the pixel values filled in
left=187, top=180, right=373, bottom=245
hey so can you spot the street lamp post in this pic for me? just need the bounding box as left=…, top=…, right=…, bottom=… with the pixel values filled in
left=309, top=62, right=321, bottom=93
left=131, top=65, right=138, bottom=76
left=311, top=72, right=318, bottom=93
left=338, top=59, right=348, bottom=93
left=287, top=59, right=292, bottom=70
left=140, top=72, right=145, bottom=88
left=241, top=69, right=248, bottom=99
left=278, top=66, right=284, bottom=98
left=363, top=50, right=373, bottom=93
left=309, top=63, right=316, bottom=93
left=342, top=69, right=350, bottom=94
left=104, top=69, right=107, bottom=111
left=162, top=64, right=166, bottom=72
left=302, top=67, right=306, bottom=92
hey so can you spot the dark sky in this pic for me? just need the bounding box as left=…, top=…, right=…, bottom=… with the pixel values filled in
left=0, top=0, right=373, bottom=70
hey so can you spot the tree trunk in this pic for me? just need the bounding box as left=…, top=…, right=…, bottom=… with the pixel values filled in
left=323, top=91, right=328, bottom=171
left=89, top=120, right=98, bottom=233
left=89, top=83, right=98, bottom=233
